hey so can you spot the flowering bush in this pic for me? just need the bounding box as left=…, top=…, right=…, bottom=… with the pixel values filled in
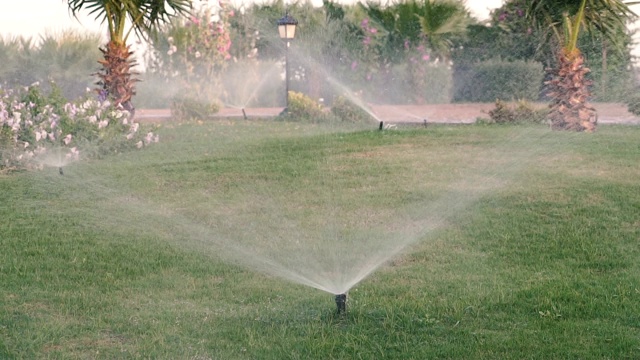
left=0, top=82, right=158, bottom=172
left=148, top=1, right=234, bottom=117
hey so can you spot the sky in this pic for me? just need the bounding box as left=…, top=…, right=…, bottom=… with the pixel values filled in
left=0, top=0, right=504, bottom=40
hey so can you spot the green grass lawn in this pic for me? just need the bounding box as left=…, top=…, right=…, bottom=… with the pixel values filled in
left=1, top=120, right=639, bottom=359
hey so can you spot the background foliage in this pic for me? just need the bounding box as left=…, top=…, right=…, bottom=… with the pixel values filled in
left=1, top=0, right=638, bottom=109
left=0, top=31, right=101, bottom=100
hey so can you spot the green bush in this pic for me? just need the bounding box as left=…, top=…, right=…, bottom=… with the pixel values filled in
left=454, top=60, right=544, bottom=102
left=400, top=62, right=453, bottom=104
left=330, top=95, right=376, bottom=123
left=0, top=31, right=101, bottom=100
left=171, top=95, right=220, bottom=120
left=278, top=91, right=326, bottom=122
left=626, top=94, right=640, bottom=116
left=484, top=99, right=549, bottom=124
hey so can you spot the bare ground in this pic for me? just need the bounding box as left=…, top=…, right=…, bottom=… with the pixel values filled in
left=135, top=103, right=640, bottom=125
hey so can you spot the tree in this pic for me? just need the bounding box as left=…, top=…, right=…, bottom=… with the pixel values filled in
left=66, top=0, right=191, bottom=113
left=362, top=0, right=469, bottom=62
left=528, top=0, right=637, bottom=131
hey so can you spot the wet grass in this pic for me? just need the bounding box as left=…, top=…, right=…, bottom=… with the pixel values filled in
left=1, top=120, right=639, bottom=359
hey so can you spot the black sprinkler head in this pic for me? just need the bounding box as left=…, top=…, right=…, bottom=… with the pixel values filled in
left=242, top=108, right=248, bottom=120
left=335, top=293, right=347, bottom=314
left=379, top=121, right=384, bottom=130
left=59, top=167, right=64, bottom=175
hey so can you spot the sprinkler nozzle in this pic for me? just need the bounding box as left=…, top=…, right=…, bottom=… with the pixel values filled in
left=241, top=108, right=248, bottom=120
left=335, top=293, right=347, bottom=314
left=379, top=121, right=384, bottom=131
left=59, top=167, right=64, bottom=176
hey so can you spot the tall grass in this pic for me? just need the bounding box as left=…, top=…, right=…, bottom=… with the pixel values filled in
left=1, top=121, right=639, bottom=359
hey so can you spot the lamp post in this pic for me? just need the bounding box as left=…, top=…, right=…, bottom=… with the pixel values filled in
left=277, top=12, right=298, bottom=111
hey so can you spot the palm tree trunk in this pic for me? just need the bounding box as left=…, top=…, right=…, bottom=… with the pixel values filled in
left=545, top=49, right=597, bottom=132
left=97, top=41, right=137, bottom=114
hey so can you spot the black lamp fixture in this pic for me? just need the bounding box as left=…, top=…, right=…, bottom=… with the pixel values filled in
left=277, top=12, right=298, bottom=110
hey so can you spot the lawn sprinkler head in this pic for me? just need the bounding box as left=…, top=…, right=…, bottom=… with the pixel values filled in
left=59, top=167, right=64, bottom=176
left=335, top=293, right=347, bottom=314
left=423, top=119, right=428, bottom=127
left=241, top=108, right=248, bottom=120
left=379, top=121, right=384, bottom=131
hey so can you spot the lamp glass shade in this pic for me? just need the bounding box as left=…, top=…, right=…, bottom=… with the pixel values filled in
left=277, top=14, right=298, bottom=39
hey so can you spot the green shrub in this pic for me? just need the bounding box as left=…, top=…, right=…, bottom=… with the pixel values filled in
left=171, top=95, right=220, bottom=120
left=455, top=60, right=544, bottom=102
left=330, top=95, right=376, bottom=123
left=484, top=99, right=549, bottom=124
left=278, top=91, right=326, bottom=122
left=402, top=62, right=453, bottom=104
left=0, top=31, right=101, bottom=100
left=626, top=94, right=640, bottom=116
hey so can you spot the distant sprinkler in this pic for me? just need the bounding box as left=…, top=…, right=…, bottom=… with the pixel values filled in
left=242, top=108, right=248, bottom=120
left=335, top=293, right=347, bottom=314
left=379, top=121, right=384, bottom=131
left=59, top=167, right=64, bottom=176
left=423, top=119, right=428, bottom=127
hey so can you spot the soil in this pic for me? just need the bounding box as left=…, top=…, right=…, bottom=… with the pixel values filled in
left=135, top=103, right=640, bottom=125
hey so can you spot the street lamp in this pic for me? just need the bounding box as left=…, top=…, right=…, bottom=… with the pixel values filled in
left=277, top=12, right=298, bottom=110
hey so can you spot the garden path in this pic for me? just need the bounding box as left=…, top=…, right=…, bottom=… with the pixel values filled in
left=135, top=103, right=640, bottom=125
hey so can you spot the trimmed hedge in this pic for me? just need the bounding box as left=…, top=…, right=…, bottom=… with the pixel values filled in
left=454, top=60, right=544, bottom=102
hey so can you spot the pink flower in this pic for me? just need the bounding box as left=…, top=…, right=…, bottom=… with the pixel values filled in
left=63, top=134, right=72, bottom=145
left=422, top=54, right=430, bottom=61
left=351, top=61, right=358, bottom=70
left=369, top=28, right=377, bottom=34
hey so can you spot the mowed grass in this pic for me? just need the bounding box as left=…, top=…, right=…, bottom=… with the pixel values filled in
left=1, top=119, right=639, bottom=359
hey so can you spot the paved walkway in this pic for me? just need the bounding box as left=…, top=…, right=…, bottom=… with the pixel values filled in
left=135, top=103, right=640, bottom=125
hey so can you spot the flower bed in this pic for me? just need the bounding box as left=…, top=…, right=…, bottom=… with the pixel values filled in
left=0, top=83, right=158, bottom=172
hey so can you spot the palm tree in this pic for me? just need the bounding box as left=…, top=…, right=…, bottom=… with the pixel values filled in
left=415, top=0, right=468, bottom=61
left=363, top=0, right=468, bottom=62
left=66, top=0, right=191, bottom=113
left=528, top=0, right=636, bottom=132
